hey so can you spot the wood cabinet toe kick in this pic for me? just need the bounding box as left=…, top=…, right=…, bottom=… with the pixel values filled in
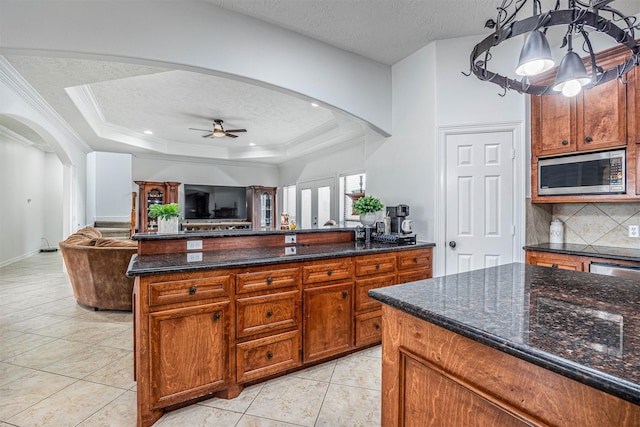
left=133, top=246, right=433, bottom=426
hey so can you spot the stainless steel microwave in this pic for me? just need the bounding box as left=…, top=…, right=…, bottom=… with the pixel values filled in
left=538, top=149, right=625, bottom=196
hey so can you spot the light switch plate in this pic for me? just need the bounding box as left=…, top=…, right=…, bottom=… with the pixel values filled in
left=629, top=225, right=639, bottom=238
left=187, top=240, right=203, bottom=250
left=285, top=235, right=296, bottom=244
left=284, top=246, right=297, bottom=255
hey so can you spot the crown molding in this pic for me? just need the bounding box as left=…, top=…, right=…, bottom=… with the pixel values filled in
left=0, top=56, right=91, bottom=152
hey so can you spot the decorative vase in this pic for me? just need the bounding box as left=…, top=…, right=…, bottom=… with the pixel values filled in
left=359, top=212, right=377, bottom=227
left=157, top=217, right=179, bottom=234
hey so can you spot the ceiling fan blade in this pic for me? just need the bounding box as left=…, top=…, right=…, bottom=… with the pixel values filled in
left=225, top=129, right=247, bottom=133
left=202, top=133, right=214, bottom=138
left=189, top=128, right=213, bottom=132
left=225, top=133, right=238, bottom=138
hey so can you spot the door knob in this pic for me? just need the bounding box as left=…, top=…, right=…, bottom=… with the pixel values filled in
left=449, top=241, right=457, bottom=248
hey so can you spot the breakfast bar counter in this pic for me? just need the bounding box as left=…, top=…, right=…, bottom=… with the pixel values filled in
left=369, top=263, right=640, bottom=426
left=128, top=228, right=435, bottom=426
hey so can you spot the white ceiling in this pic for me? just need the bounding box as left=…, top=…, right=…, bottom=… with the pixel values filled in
left=3, top=0, right=640, bottom=164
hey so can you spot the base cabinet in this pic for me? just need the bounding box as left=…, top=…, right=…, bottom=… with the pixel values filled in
left=525, top=250, right=640, bottom=271
left=303, top=281, right=353, bottom=363
left=380, top=305, right=640, bottom=427
left=135, top=246, right=433, bottom=426
left=149, top=302, right=230, bottom=408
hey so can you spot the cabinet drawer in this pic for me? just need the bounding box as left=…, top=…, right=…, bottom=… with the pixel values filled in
left=236, top=330, right=300, bottom=383
left=397, top=269, right=431, bottom=284
left=237, top=267, right=299, bottom=293
left=397, top=249, right=431, bottom=270
left=355, top=254, right=396, bottom=277
left=149, top=275, right=231, bottom=306
left=355, top=274, right=396, bottom=312
left=236, top=291, right=300, bottom=339
left=302, top=260, right=353, bottom=284
left=355, top=311, right=382, bottom=347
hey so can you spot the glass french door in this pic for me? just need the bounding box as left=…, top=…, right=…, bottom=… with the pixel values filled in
left=297, top=178, right=335, bottom=229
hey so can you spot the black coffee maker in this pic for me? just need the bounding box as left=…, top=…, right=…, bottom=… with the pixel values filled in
left=386, top=204, right=409, bottom=234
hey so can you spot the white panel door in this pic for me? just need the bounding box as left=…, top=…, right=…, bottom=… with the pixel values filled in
left=445, top=131, right=514, bottom=275
left=297, top=178, right=335, bottom=229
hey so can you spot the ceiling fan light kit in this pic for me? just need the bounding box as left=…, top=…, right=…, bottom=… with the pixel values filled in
left=189, top=119, right=247, bottom=139
left=468, top=0, right=640, bottom=97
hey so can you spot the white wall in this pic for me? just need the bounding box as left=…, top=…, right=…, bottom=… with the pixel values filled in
left=89, top=151, right=132, bottom=223
left=0, top=0, right=391, bottom=135
left=279, top=139, right=366, bottom=186
left=133, top=156, right=279, bottom=213
left=366, top=35, right=527, bottom=254
left=43, top=152, right=64, bottom=248
left=1, top=130, right=44, bottom=265
left=366, top=43, right=437, bottom=241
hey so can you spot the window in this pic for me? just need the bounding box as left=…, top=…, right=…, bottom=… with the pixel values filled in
left=339, top=173, right=365, bottom=226
left=281, top=184, right=296, bottom=227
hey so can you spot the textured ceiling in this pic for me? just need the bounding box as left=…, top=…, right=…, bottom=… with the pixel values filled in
left=2, top=0, right=640, bottom=163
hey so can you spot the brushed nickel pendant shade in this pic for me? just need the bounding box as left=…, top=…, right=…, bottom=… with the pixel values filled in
left=515, top=30, right=555, bottom=77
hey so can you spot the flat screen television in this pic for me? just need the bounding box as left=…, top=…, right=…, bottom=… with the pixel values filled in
left=183, top=184, right=247, bottom=220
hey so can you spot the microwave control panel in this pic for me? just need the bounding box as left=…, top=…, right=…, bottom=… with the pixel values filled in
left=609, top=156, right=624, bottom=191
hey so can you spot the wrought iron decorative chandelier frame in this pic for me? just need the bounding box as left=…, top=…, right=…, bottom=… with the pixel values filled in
left=469, top=0, right=640, bottom=96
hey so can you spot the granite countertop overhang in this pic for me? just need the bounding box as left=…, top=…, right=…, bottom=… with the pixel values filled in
left=524, top=243, right=640, bottom=263
left=127, top=240, right=435, bottom=277
left=369, top=262, right=640, bottom=405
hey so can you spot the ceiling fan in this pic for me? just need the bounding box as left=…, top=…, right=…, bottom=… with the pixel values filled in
left=189, top=119, right=247, bottom=139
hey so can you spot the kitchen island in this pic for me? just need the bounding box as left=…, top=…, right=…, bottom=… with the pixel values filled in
left=128, top=228, right=434, bottom=426
left=369, top=263, right=640, bottom=426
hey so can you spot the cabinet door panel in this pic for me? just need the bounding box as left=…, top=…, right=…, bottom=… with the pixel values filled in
left=150, top=302, right=229, bottom=408
left=303, top=282, right=353, bottom=362
left=578, top=78, right=627, bottom=151
left=355, top=254, right=396, bottom=276
left=535, top=94, right=576, bottom=156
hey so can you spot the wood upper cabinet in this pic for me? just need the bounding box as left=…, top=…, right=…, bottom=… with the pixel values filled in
left=303, top=281, right=353, bottom=363
left=532, top=74, right=627, bottom=158
left=149, top=301, right=230, bottom=408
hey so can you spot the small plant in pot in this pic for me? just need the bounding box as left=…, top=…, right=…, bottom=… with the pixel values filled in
left=148, top=203, right=181, bottom=234
left=352, top=195, right=383, bottom=227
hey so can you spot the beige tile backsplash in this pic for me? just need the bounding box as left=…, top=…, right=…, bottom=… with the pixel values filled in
left=526, top=200, right=640, bottom=248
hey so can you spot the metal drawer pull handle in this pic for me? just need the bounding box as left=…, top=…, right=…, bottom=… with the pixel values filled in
left=266, top=277, right=273, bottom=285
left=267, top=352, right=273, bottom=360
left=585, top=136, right=593, bottom=143
left=266, top=311, right=273, bottom=318
left=375, top=263, right=380, bottom=269
left=327, top=269, right=333, bottom=276
left=561, top=140, right=569, bottom=146
left=213, top=312, right=221, bottom=321
left=342, top=291, right=348, bottom=299
left=375, top=323, right=380, bottom=330
left=189, top=286, right=197, bottom=295
left=414, top=257, right=419, bottom=263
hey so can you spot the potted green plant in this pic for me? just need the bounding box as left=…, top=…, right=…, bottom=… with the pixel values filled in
left=148, top=203, right=181, bottom=234
left=352, top=195, right=383, bottom=227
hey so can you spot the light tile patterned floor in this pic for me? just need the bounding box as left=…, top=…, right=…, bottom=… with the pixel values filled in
left=0, top=252, right=382, bottom=426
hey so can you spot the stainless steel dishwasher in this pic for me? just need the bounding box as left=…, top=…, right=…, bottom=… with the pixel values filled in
left=589, top=262, right=640, bottom=280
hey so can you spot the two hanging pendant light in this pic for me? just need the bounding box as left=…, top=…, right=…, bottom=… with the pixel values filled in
left=516, top=29, right=591, bottom=97
left=468, top=1, right=640, bottom=97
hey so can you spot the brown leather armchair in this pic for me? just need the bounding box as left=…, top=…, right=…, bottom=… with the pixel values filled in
left=59, top=227, right=138, bottom=311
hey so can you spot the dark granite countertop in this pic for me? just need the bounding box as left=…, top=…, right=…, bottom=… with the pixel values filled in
left=369, top=263, right=640, bottom=405
left=127, top=240, right=435, bottom=276
left=132, top=226, right=355, bottom=241
left=524, top=243, right=640, bottom=263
